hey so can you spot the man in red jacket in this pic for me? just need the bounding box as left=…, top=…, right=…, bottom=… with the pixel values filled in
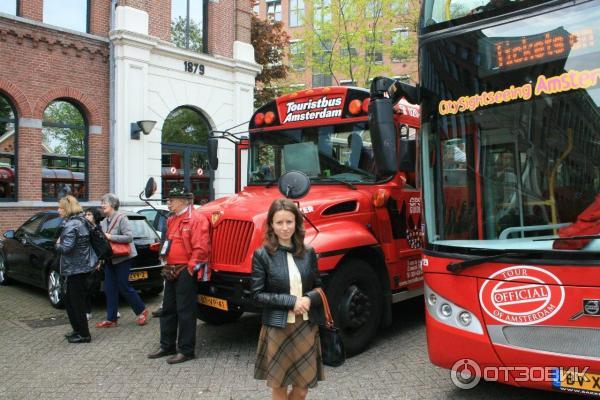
left=147, top=186, right=210, bottom=364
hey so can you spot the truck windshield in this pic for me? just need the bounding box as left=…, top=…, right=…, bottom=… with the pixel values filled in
left=248, top=122, right=381, bottom=185
left=420, top=1, right=600, bottom=253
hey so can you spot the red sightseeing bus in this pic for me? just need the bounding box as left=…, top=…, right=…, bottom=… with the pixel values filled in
left=377, top=0, right=600, bottom=395
left=199, top=86, right=422, bottom=355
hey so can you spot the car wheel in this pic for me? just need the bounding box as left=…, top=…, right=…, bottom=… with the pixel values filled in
left=326, top=258, right=383, bottom=356
left=197, top=304, right=243, bottom=325
left=0, top=254, right=10, bottom=285
left=47, top=269, right=65, bottom=309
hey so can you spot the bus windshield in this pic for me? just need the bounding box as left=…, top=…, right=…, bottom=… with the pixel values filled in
left=421, top=0, right=554, bottom=30
left=421, top=1, right=600, bottom=252
left=248, top=123, right=380, bottom=185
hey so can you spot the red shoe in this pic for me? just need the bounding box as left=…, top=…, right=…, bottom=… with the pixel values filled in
left=136, top=308, right=149, bottom=326
left=96, top=320, right=118, bottom=328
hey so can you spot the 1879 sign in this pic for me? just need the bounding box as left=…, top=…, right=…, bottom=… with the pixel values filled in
left=184, top=61, right=205, bottom=75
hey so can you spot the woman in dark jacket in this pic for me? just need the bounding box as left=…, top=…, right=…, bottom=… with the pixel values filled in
left=56, top=195, right=96, bottom=343
left=252, top=198, right=324, bottom=400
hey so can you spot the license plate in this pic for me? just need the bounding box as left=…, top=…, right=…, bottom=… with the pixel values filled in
left=128, top=271, right=148, bottom=281
left=198, top=295, right=228, bottom=311
left=553, top=368, right=600, bottom=396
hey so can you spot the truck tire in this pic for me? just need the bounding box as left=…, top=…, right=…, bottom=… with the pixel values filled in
left=197, top=304, right=243, bottom=325
left=326, top=258, right=383, bottom=356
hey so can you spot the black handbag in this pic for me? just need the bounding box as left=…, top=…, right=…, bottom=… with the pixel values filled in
left=315, top=288, right=346, bottom=367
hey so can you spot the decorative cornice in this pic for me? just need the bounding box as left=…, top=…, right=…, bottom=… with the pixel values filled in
left=0, top=18, right=109, bottom=62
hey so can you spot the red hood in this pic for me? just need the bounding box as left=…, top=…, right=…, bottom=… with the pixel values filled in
left=200, top=184, right=376, bottom=274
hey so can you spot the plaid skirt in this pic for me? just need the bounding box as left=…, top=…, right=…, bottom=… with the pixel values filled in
left=254, top=317, right=325, bottom=388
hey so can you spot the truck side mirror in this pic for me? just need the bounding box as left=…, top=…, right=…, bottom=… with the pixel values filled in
left=3, top=230, right=14, bottom=239
left=369, top=97, right=398, bottom=176
left=208, top=138, right=219, bottom=170
left=144, top=177, right=157, bottom=198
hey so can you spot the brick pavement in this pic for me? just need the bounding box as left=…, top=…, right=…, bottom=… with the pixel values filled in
left=0, top=282, right=567, bottom=399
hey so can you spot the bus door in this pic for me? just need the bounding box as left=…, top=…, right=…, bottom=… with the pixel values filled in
left=384, top=124, right=422, bottom=290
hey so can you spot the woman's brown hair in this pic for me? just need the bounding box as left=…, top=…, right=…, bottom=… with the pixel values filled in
left=58, top=195, right=83, bottom=218
left=264, top=198, right=305, bottom=256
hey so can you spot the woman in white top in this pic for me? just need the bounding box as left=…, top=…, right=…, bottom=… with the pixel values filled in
left=252, top=198, right=325, bottom=400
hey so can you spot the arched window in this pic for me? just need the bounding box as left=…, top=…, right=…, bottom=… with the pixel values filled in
left=0, top=93, right=17, bottom=201
left=161, top=106, right=211, bottom=205
left=42, top=100, right=87, bottom=201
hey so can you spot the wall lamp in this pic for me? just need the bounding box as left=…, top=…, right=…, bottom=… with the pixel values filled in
left=131, top=120, right=157, bottom=140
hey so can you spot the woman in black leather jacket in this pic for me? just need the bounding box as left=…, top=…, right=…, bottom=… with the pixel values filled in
left=56, top=195, right=96, bottom=343
left=252, top=198, right=324, bottom=400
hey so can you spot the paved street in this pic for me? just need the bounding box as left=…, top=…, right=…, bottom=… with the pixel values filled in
left=0, top=282, right=566, bottom=400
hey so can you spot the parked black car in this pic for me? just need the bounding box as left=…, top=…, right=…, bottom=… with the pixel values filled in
left=136, top=208, right=168, bottom=236
left=0, top=211, right=164, bottom=308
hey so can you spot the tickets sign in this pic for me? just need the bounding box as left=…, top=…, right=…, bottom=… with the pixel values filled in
left=479, top=266, right=565, bottom=325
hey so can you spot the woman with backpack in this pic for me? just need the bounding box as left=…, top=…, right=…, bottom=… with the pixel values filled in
left=96, top=193, right=149, bottom=328
left=56, top=195, right=96, bottom=343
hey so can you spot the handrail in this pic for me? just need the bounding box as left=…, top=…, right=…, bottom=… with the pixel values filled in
left=499, top=223, right=570, bottom=240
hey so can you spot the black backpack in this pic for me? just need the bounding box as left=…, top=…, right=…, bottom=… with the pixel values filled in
left=77, top=217, right=112, bottom=260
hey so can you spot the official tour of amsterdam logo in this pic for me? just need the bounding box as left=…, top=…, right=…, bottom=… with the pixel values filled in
left=479, top=265, right=565, bottom=325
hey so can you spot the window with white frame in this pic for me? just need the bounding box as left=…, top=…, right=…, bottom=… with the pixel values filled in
left=391, top=27, right=410, bottom=61
left=289, top=0, right=305, bottom=27
left=314, top=0, right=331, bottom=25
left=289, top=40, right=305, bottom=71
left=267, top=0, right=282, bottom=22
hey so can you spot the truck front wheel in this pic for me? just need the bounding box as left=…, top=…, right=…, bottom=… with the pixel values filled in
left=197, top=304, right=243, bottom=325
left=326, top=258, right=382, bottom=356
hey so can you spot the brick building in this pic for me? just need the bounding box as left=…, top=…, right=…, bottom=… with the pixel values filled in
left=0, top=1, right=259, bottom=232
left=252, top=0, right=418, bottom=90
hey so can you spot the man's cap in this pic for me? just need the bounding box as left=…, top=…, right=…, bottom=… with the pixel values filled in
left=167, top=186, right=193, bottom=199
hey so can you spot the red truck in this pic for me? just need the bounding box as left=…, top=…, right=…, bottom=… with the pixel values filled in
left=198, top=85, right=423, bottom=355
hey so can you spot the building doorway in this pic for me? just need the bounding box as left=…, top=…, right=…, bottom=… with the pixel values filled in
left=161, top=106, right=212, bottom=205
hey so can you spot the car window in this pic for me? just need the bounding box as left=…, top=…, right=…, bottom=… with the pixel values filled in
left=138, top=209, right=158, bottom=224
left=128, top=217, right=159, bottom=240
left=19, top=214, right=46, bottom=235
left=38, top=216, right=63, bottom=239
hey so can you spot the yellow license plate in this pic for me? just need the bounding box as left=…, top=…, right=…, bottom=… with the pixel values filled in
left=554, top=369, right=600, bottom=396
left=128, top=271, right=148, bottom=281
left=198, top=295, right=228, bottom=311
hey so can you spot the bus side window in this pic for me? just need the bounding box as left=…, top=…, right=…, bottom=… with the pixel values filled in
left=399, top=139, right=416, bottom=186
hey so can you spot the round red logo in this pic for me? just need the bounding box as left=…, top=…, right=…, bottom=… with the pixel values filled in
left=479, top=266, right=565, bottom=325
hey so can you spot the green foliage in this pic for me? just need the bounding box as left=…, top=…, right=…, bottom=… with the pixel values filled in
left=294, top=0, right=418, bottom=88
left=171, top=16, right=203, bottom=52
left=162, top=107, right=209, bottom=145
left=251, top=15, right=290, bottom=108
left=42, top=101, right=85, bottom=157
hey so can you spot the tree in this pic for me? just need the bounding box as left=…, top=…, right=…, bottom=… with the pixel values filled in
left=251, top=15, right=290, bottom=108
left=297, top=0, right=419, bottom=88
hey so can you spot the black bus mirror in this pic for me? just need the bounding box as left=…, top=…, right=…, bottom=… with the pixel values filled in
left=278, top=171, right=311, bottom=199
left=208, top=138, right=219, bottom=170
left=369, top=97, right=398, bottom=176
left=144, top=177, right=157, bottom=198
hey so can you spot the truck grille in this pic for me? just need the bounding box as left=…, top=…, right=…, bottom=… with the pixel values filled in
left=488, top=325, right=600, bottom=359
left=211, top=219, right=254, bottom=265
